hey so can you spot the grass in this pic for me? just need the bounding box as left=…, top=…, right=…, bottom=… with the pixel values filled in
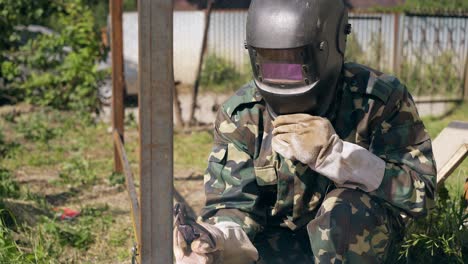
left=0, top=108, right=126, bottom=262
left=0, top=106, right=214, bottom=262
left=174, top=131, right=213, bottom=173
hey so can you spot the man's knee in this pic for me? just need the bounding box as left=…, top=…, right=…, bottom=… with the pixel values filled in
left=307, top=188, right=391, bottom=263
left=313, top=188, right=386, bottom=223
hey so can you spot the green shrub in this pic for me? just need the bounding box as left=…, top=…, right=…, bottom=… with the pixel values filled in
left=200, top=54, right=251, bottom=93
left=345, top=32, right=461, bottom=98
left=0, top=0, right=107, bottom=112
left=345, top=32, right=386, bottom=71
left=400, top=51, right=462, bottom=97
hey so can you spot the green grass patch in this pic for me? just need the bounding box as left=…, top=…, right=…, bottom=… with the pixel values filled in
left=174, top=131, right=213, bottom=173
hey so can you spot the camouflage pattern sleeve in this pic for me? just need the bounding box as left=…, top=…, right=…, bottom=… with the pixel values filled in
left=200, top=103, right=264, bottom=239
left=369, top=79, right=437, bottom=218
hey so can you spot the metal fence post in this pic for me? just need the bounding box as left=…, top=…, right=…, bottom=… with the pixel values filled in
left=138, top=0, right=174, bottom=263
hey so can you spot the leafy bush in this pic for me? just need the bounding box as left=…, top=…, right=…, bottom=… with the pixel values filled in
left=200, top=54, right=251, bottom=92
left=400, top=51, right=462, bottom=97
left=345, top=32, right=387, bottom=72
left=345, top=32, right=461, bottom=98
left=0, top=0, right=107, bottom=112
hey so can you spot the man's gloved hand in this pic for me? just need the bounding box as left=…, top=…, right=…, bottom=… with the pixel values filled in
left=174, top=221, right=224, bottom=264
left=271, top=114, right=386, bottom=192
left=271, top=114, right=338, bottom=167
left=173, top=204, right=258, bottom=264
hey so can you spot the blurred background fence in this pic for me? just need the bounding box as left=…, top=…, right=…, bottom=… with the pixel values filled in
left=121, top=10, right=468, bottom=103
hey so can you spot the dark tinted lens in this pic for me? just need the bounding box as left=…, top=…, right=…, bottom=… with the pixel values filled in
left=261, top=63, right=303, bottom=81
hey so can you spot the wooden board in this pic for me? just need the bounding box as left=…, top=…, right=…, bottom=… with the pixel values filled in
left=110, top=0, right=125, bottom=173
left=432, top=121, right=468, bottom=186
left=138, top=0, right=174, bottom=263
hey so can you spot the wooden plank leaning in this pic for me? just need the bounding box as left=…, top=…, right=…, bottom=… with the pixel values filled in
left=433, top=121, right=468, bottom=187
left=110, top=0, right=125, bottom=173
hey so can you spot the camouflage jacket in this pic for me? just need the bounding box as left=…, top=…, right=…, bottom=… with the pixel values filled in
left=200, top=63, right=437, bottom=239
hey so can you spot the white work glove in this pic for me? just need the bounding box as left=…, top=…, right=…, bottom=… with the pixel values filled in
left=272, top=114, right=385, bottom=192
left=174, top=221, right=258, bottom=264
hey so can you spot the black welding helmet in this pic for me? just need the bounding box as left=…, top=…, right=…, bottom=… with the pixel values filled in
left=246, top=0, right=351, bottom=116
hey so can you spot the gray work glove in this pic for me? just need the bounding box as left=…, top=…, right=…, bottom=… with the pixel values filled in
left=272, top=114, right=385, bottom=192
left=173, top=204, right=258, bottom=264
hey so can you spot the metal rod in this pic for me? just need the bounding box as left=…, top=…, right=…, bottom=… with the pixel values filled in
left=113, top=130, right=141, bottom=244
left=138, top=0, right=174, bottom=262
left=188, top=0, right=214, bottom=126
left=110, top=0, right=125, bottom=173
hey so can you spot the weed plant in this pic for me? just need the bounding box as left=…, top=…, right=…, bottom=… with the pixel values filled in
left=398, top=185, right=468, bottom=263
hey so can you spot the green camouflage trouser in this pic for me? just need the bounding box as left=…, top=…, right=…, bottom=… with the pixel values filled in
left=254, top=188, right=403, bottom=264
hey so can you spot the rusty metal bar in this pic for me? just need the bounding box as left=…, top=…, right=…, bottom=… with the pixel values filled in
left=138, top=0, right=174, bottom=262
left=113, top=130, right=141, bottom=244
left=110, top=0, right=125, bottom=173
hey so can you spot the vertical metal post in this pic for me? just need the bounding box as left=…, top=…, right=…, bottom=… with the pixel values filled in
left=393, top=13, right=401, bottom=75
left=110, top=0, right=125, bottom=173
left=138, top=0, right=174, bottom=263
